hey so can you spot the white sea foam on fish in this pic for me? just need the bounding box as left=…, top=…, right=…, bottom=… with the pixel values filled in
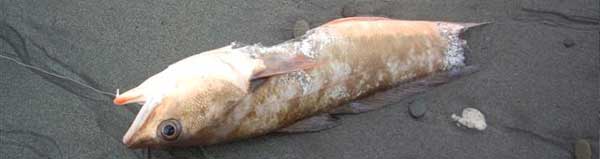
left=437, top=23, right=467, bottom=71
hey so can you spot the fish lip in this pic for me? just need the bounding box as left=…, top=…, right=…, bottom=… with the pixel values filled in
left=122, top=125, right=139, bottom=148
left=123, top=134, right=158, bottom=149
left=122, top=134, right=141, bottom=148
left=122, top=127, right=150, bottom=149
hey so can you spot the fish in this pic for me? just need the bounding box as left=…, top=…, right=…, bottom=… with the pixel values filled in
left=113, top=16, right=486, bottom=148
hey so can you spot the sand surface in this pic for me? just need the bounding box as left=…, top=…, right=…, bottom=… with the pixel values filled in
left=1, top=0, right=598, bottom=158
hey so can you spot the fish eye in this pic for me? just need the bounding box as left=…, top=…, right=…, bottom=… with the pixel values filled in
left=158, top=119, right=181, bottom=141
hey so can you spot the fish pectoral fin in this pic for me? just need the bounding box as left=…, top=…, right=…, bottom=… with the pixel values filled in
left=251, top=54, right=317, bottom=80
left=275, top=114, right=339, bottom=133
left=328, top=102, right=377, bottom=115
left=249, top=78, right=268, bottom=92
left=328, top=65, right=480, bottom=113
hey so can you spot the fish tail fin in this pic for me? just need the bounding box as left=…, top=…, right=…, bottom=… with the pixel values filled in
left=441, top=22, right=491, bottom=35
left=456, top=22, right=492, bottom=32
left=437, top=21, right=491, bottom=71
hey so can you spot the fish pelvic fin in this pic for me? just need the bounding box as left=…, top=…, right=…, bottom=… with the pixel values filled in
left=275, top=113, right=339, bottom=133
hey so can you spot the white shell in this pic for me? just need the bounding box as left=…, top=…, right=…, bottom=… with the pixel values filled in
left=451, top=107, right=487, bottom=131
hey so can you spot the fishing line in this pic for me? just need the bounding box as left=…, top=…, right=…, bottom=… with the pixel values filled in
left=0, top=53, right=116, bottom=97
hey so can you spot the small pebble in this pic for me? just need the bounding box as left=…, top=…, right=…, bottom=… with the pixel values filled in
left=341, top=2, right=375, bottom=17
left=563, top=38, right=576, bottom=48
left=293, top=19, right=310, bottom=38
left=408, top=99, right=427, bottom=118
left=574, top=139, right=591, bottom=159
left=451, top=107, right=487, bottom=131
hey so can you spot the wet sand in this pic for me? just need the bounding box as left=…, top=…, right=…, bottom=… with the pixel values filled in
left=1, top=0, right=598, bottom=158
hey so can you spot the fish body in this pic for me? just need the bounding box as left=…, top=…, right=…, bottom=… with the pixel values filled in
left=114, top=17, right=482, bottom=148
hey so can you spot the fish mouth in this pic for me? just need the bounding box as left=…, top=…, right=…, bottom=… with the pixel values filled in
left=121, top=95, right=164, bottom=148
left=122, top=111, right=161, bottom=149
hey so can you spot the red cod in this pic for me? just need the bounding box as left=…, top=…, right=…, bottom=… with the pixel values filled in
left=113, top=17, right=485, bottom=148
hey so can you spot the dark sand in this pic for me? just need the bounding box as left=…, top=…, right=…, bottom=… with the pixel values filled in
left=1, top=0, right=598, bottom=158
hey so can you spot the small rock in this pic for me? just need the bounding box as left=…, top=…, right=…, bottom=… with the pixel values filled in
left=293, top=19, right=310, bottom=38
left=451, top=107, right=487, bottom=131
left=408, top=99, right=427, bottom=118
left=563, top=38, right=576, bottom=48
left=574, top=139, right=591, bottom=159
left=341, top=2, right=375, bottom=17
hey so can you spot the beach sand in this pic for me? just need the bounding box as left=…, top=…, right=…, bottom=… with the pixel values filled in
left=1, top=0, right=598, bottom=158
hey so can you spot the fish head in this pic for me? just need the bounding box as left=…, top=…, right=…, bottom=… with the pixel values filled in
left=121, top=76, right=248, bottom=148
left=114, top=45, right=318, bottom=148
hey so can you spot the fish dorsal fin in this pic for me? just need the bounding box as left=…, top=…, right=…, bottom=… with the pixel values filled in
left=251, top=54, right=317, bottom=80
